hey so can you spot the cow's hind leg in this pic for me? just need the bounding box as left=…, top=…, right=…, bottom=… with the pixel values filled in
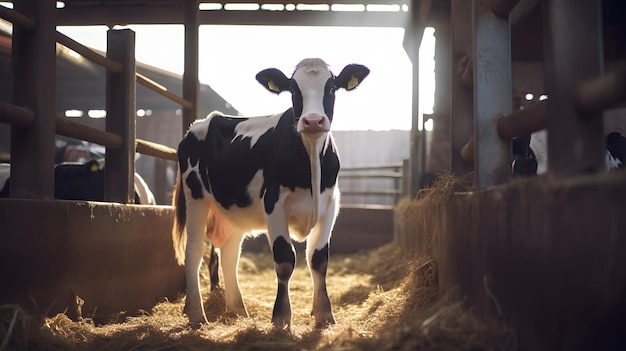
left=220, top=233, right=248, bottom=317
left=184, top=199, right=210, bottom=324
left=306, top=197, right=338, bottom=327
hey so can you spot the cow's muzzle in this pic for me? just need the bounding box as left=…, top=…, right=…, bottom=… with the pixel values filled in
left=300, top=114, right=330, bottom=134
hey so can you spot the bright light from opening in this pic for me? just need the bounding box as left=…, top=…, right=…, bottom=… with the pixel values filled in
left=145, top=109, right=153, bottom=116
left=418, top=27, right=436, bottom=131
left=331, top=4, right=365, bottom=12
left=67, top=49, right=81, bottom=60
left=285, top=4, right=296, bottom=11
left=297, top=4, right=329, bottom=11
left=175, top=109, right=182, bottom=116
left=424, top=118, right=434, bottom=132
left=402, top=4, right=409, bottom=12
left=261, top=4, right=284, bottom=11
left=65, top=110, right=83, bottom=118
left=1, top=2, right=65, bottom=9
left=539, top=94, right=548, bottom=101
left=199, top=3, right=222, bottom=10
left=525, top=93, right=534, bottom=101
left=224, top=3, right=260, bottom=11
left=137, top=109, right=146, bottom=117
left=88, top=110, right=106, bottom=118
left=366, top=4, right=400, bottom=12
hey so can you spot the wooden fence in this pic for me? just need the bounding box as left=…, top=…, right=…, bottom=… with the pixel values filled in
left=0, top=2, right=181, bottom=203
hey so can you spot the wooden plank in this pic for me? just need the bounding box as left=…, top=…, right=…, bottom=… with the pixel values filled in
left=10, top=0, right=56, bottom=199
left=105, top=29, right=136, bottom=203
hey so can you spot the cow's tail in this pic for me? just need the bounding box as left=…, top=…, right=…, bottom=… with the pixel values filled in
left=172, top=170, right=187, bottom=266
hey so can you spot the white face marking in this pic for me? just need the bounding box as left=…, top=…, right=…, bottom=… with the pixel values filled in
left=606, top=151, right=622, bottom=171
left=530, top=130, right=548, bottom=174
left=292, top=58, right=332, bottom=119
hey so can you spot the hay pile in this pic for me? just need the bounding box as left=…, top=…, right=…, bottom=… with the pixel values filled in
left=1, top=239, right=516, bottom=351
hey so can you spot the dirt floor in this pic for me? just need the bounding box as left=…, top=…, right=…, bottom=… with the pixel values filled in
left=0, top=244, right=517, bottom=350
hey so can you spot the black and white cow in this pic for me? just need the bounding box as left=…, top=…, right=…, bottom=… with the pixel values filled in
left=172, top=58, right=369, bottom=328
left=512, top=130, right=626, bottom=176
left=0, top=159, right=155, bottom=205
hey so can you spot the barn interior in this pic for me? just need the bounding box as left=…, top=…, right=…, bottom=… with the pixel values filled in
left=1, top=1, right=626, bottom=350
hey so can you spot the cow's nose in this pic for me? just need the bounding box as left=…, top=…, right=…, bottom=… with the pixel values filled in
left=301, top=114, right=330, bottom=133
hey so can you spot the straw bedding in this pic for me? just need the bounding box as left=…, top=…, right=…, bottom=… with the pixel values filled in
left=1, top=174, right=517, bottom=350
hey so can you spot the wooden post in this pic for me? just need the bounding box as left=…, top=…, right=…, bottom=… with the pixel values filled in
left=105, top=29, right=136, bottom=203
left=450, top=0, right=475, bottom=175
left=543, top=0, right=604, bottom=176
left=10, top=0, right=56, bottom=199
left=183, top=0, right=199, bottom=136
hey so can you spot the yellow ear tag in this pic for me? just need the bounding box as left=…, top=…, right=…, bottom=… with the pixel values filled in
left=90, top=163, right=99, bottom=172
left=347, top=75, right=359, bottom=90
left=267, top=79, right=281, bottom=93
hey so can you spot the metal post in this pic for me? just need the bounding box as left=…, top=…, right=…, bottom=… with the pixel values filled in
left=183, top=0, right=199, bottom=136
left=427, top=23, right=452, bottom=174
left=105, top=29, right=136, bottom=203
left=472, top=0, right=512, bottom=188
left=450, top=0, right=474, bottom=175
left=404, top=1, right=425, bottom=198
left=10, top=0, right=56, bottom=199
left=543, top=0, right=604, bottom=176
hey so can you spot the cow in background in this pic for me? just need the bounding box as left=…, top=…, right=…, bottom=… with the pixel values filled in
left=0, top=159, right=156, bottom=205
left=172, top=58, right=369, bottom=329
left=512, top=131, right=626, bottom=176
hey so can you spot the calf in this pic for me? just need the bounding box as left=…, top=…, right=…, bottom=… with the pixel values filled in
left=172, top=58, right=369, bottom=328
left=0, top=159, right=156, bottom=205
left=512, top=130, right=626, bottom=176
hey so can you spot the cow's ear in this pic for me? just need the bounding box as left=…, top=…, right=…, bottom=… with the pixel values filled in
left=335, top=64, right=370, bottom=91
left=256, top=68, right=291, bottom=94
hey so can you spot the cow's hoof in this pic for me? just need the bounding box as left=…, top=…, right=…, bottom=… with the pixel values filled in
left=272, top=317, right=291, bottom=331
left=314, top=312, right=335, bottom=328
left=187, top=314, right=208, bottom=325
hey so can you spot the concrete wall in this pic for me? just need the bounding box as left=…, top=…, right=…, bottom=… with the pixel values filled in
left=396, top=172, right=626, bottom=350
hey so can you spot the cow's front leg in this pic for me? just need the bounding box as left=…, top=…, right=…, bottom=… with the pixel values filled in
left=271, top=235, right=295, bottom=330
left=306, top=192, right=339, bottom=327
left=184, top=199, right=210, bottom=324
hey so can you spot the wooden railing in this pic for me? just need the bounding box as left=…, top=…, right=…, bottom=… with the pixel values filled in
left=0, top=2, right=183, bottom=202
left=338, top=162, right=406, bottom=207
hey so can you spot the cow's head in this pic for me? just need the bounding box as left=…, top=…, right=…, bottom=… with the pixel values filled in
left=256, top=58, right=369, bottom=139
